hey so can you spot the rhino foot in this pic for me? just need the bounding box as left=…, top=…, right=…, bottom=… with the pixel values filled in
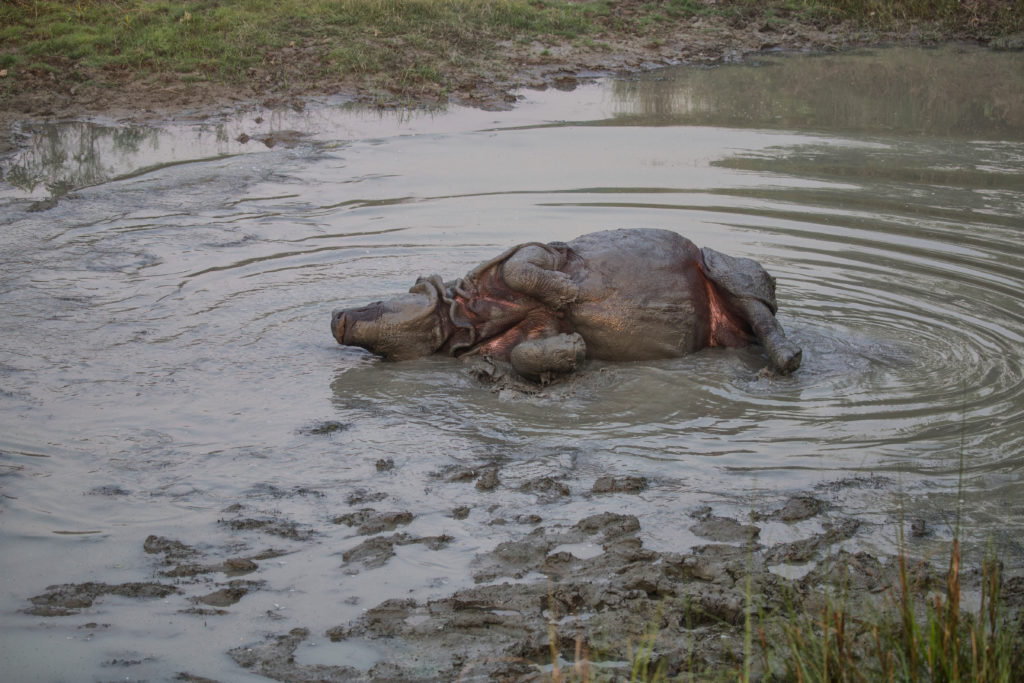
left=767, top=335, right=802, bottom=375
left=510, top=333, right=587, bottom=383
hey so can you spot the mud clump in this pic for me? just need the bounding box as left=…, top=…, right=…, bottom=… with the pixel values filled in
left=331, top=508, right=413, bottom=535
left=689, top=511, right=761, bottom=543
left=301, top=420, right=349, bottom=436
left=474, top=469, right=500, bottom=491
left=160, top=555, right=264, bottom=579
left=244, top=483, right=325, bottom=499
left=435, top=463, right=504, bottom=492
left=755, top=494, right=827, bottom=522
left=591, top=474, right=649, bottom=494
left=175, top=673, right=222, bottom=683
left=87, top=484, right=131, bottom=496
left=229, top=627, right=360, bottom=682
left=193, top=580, right=264, bottom=608
left=143, top=533, right=274, bottom=578
left=345, top=488, right=387, bottom=505
left=144, top=534, right=199, bottom=560
left=342, top=532, right=454, bottom=570
left=25, top=581, right=179, bottom=616
left=816, top=474, right=893, bottom=493
left=518, top=476, right=570, bottom=501
left=219, top=516, right=314, bottom=541
left=224, top=557, right=260, bottom=574
left=341, top=536, right=395, bottom=569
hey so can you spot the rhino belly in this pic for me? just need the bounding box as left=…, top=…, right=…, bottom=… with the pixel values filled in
left=569, top=293, right=710, bottom=361
left=563, top=229, right=712, bottom=360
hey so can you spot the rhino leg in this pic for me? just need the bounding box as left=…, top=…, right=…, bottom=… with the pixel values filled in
left=502, top=245, right=579, bottom=310
left=510, top=333, right=587, bottom=383
left=701, top=247, right=802, bottom=374
left=733, top=299, right=802, bottom=373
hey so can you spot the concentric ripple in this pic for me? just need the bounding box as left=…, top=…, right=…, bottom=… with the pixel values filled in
left=2, top=45, right=1023, bottom=682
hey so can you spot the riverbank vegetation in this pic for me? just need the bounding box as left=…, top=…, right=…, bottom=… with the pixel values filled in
left=772, top=543, right=1023, bottom=682
left=541, top=538, right=1023, bottom=681
left=2, top=0, right=1022, bottom=117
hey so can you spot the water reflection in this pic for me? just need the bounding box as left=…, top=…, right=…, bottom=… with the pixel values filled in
left=611, top=45, right=1024, bottom=139
left=3, top=120, right=249, bottom=197
left=4, top=45, right=1021, bottom=202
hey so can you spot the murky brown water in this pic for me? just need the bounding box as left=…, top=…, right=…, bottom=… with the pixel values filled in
left=1, top=45, right=1023, bottom=680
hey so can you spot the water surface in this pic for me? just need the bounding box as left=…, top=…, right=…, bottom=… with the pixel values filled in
left=1, top=45, right=1022, bottom=681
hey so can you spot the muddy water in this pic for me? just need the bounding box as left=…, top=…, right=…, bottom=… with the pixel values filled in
left=1, top=45, right=1023, bottom=680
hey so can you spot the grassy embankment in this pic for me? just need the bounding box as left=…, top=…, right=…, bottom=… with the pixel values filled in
left=541, top=538, right=1024, bottom=682
left=770, top=542, right=1022, bottom=682
left=2, top=0, right=593, bottom=98
left=2, top=0, right=1022, bottom=105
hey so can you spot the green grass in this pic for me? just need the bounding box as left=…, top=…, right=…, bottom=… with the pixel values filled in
left=531, top=538, right=1023, bottom=682
left=3, top=1, right=1021, bottom=96
left=0, top=0, right=606, bottom=86
left=814, top=0, right=1023, bottom=31
left=773, top=540, right=1023, bottom=682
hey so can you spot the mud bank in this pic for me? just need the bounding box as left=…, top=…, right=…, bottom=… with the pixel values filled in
left=2, top=4, right=1020, bottom=155
left=21, top=455, right=1024, bottom=680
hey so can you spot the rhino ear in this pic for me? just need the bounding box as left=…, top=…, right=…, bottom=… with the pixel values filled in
left=410, top=274, right=446, bottom=297
left=407, top=276, right=445, bottom=354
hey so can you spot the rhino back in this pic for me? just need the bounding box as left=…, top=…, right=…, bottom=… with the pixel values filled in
left=563, top=229, right=711, bottom=360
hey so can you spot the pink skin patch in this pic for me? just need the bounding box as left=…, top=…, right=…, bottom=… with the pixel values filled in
left=472, top=312, right=565, bottom=359
left=703, top=275, right=754, bottom=348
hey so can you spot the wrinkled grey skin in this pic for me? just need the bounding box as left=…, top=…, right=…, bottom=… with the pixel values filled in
left=332, top=229, right=801, bottom=380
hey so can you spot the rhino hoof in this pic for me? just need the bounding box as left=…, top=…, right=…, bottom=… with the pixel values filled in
left=772, top=342, right=802, bottom=375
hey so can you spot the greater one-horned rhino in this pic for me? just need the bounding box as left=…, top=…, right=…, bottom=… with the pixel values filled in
left=331, top=229, right=801, bottom=380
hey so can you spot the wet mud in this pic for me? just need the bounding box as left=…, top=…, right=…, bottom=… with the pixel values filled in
left=20, top=459, right=1021, bottom=681
left=25, top=582, right=179, bottom=618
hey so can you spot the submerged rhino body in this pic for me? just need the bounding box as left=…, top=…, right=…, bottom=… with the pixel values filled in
left=331, top=229, right=801, bottom=380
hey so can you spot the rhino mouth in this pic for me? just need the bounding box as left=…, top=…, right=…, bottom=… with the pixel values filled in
left=329, top=285, right=448, bottom=361
left=330, top=309, right=347, bottom=344
left=330, top=305, right=383, bottom=348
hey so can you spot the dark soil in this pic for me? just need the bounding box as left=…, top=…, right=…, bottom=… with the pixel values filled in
left=25, top=581, right=179, bottom=617
left=2, top=8, right=1019, bottom=156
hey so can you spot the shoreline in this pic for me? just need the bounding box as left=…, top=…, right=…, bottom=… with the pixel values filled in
left=2, top=6, right=1021, bottom=154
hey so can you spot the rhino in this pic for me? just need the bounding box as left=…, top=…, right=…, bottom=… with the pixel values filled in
left=331, top=229, right=801, bottom=381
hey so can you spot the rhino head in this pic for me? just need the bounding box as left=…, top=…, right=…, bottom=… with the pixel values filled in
left=331, top=276, right=450, bottom=361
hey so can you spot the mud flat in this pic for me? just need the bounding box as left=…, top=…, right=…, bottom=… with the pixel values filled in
left=19, top=455, right=1024, bottom=680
